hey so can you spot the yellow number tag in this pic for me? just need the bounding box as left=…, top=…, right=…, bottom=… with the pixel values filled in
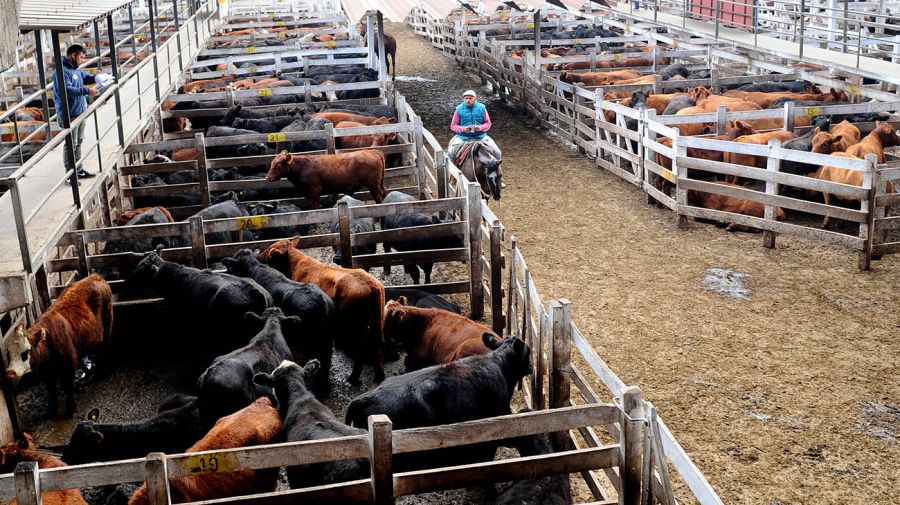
left=848, top=85, right=860, bottom=95
left=613, top=54, right=623, bottom=60
left=135, top=34, right=146, bottom=42
left=805, top=107, right=822, bottom=117
left=182, top=453, right=235, bottom=474
left=326, top=40, right=336, bottom=48
left=662, top=169, right=675, bottom=182
left=217, top=0, right=226, bottom=4
left=266, top=132, right=286, bottom=142
left=245, top=47, right=257, bottom=54
left=248, top=66, right=258, bottom=73
left=573, top=39, right=582, bottom=45
left=257, top=88, right=272, bottom=96
left=279, top=32, right=287, bottom=39
left=275, top=21, right=286, bottom=26
left=238, top=215, right=269, bottom=230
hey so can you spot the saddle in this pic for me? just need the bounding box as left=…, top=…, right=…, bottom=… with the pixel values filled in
left=453, top=141, right=478, bottom=167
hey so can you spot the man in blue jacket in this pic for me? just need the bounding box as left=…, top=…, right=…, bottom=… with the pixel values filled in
left=54, top=44, right=99, bottom=183
left=447, top=89, right=502, bottom=163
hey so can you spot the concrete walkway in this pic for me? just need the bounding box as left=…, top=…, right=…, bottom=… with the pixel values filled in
left=613, top=5, right=900, bottom=85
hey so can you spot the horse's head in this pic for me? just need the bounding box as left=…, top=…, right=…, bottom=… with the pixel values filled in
left=484, top=159, right=503, bottom=201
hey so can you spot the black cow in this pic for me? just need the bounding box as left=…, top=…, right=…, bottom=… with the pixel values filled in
left=196, top=307, right=298, bottom=426
left=99, top=207, right=184, bottom=280
left=781, top=117, right=833, bottom=179
left=384, top=287, right=461, bottom=314
left=232, top=115, right=297, bottom=133
left=205, top=126, right=267, bottom=158
left=304, top=65, right=368, bottom=78
left=380, top=191, right=464, bottom=284
left=330, top=195, right=375, bottom=267
left=337, top=87, right=380, bottom=100
left=658, top=64, right=690, bottom=81
left=189, top=191, right=253, bottom=244
left=128, top=248, right=271, bottom=352
left=220, top=104, right=306, bottom=127
left=345, top=334, right=532, bottom=468
left=208, top=168, right=282, bottom=201
left=165, top=170, right=199, bottom=184
left=311, top=69, right=377, bottom=84
left=661, top=95, right=695, bottom=115
left=62, top=395, right=203, bottom=464
left=493, top=432, right=571, bottom=505
left=247, top=201, right=309, bottom=239
left=278, top=118, right=309, bottom=153
left=222, top=249, right=334, bottom=395
left=253, top=360, right=368, bottom=487
left=739, top=81, right=813, bottom=93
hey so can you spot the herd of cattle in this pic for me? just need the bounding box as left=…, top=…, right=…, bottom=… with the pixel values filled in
left=512, top=26, right=899, bottom=229
left=0, top=242, right=563, bottom=505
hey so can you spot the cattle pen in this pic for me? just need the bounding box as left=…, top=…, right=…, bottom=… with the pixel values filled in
left=0, top=1, right=727, bottom=505
left=411, top=5, right=900, bottom=269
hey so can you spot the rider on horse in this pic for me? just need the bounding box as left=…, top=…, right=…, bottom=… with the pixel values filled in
left=448, top=89, right=502, bottom=164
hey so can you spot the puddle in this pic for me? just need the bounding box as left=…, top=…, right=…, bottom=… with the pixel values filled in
left=394, top=75, right=437, bottom=82
left=858, top=401, right=899, bottom=442
left=704, top=268, right=751, bottom=301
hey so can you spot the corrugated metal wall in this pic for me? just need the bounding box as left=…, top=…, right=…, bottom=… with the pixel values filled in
left=0, top=0, right=22, bottom=72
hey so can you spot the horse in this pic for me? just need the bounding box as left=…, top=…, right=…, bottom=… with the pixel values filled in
left=455, top=141, right=503, bottom=201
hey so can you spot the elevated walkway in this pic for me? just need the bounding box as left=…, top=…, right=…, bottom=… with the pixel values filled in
left=613, top=4, right=900, bottom=85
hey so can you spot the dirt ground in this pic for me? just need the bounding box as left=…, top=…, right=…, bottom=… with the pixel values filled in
left=390, top=21, right=900, bottom=505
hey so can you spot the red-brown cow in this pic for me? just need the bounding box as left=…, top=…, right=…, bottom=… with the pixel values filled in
left=115, top=206, right=174, bottom=226
left=258, top=238, right=386, bottom=384
left=845, top=121, right=900, bottom=163
left=266, top=150, right=386, bottom=208
left=335, top=121, right=397, bottom=149
left=688, top=182, right=786, bottom=232
left=384, top=297, right=495, bottom=372
left=4, top=274, right=113, bottom=417
left=0, top=434, right=88, bottom=505
left=310, top=112, right=394, bottom=126
left=128, top=397, right=282, bottom=505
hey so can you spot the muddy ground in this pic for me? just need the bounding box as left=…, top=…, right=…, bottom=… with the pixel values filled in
left=389, top=21, right=900, bottom=505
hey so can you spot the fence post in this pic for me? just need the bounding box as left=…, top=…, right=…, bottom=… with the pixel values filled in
left=859, top=154, right=878, bottom=270
left=489, top=221, right=504, bottom=334
left=549, top=299, right=572, bottom=450
left=189, top=216, right=207, bottom=269
left=782, top=101, right=795, bottom=132
left=368, top=415, right=394, bottom=505
left=506, top=236, right=518, bottom=337
left=672, top=133, right=688, bottom=229
left=763, top=139, right=781, bottom=248
left=436, top=150, right=448, bottom=199
left=715, top=105, right=726, bottom=135
left=75, top=233, right=89, bottom=278
left=14, top=461, right=40, bottom=505
left=413, top=117, right=427, bottom=199
left=145, top=452, right=171, bottom=505
left=194, top=133, right=211, bottom=206
left=337, top=200, right=353, bottom=269
left=466, top=182, right=484, bottom=320
left=324, top=123, right=336, bottom=154
left=621, top=386, right=644, bottom=505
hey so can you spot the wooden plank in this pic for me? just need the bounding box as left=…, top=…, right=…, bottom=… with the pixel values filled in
left=656, top=416, right=725, bottom=505
left=368, top=415, right=393, bottom=505
left=393, top=446, right=621, bottom=497
left=550, top=299, right=573, bottom=451
left=352, top=248, right=468, bottom=269
left=392, top=404, right=619, bottom=455
left=571, top=324, right=627, bottom=398
left=189, top=480, right=372, bottom=505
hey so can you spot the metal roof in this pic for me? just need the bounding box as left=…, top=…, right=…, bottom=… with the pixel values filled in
left=18, top=0, right=134, bottom=32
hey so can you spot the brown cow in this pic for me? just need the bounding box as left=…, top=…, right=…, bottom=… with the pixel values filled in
left=334, top=121, right=396, bottom=149
left=559, top=70, right=642, bottom=86
left=384, top=298, right=494, bottom=372
left=655, top=121, right=757, bottom=172
left=267, top=150, right=386, bottom=208
left=722, top=88, right=847, bottom=108
left=688, top=182, right=786, bottom=232
left=116, top=206, right=174, bottom=226
left=811, top=122, right=860, bottom=155
left=310, top=112, right=394, bottom=126
left=4, top=274, right=113, bottom=417
left=173, top=147, right=198, bottom=162
left=128, top=398, right=282, bottom=505
left=845, top=121, right=900, bottom=163
left=0, top=434, right=88, bottom=505
left=258, top=238, right=386, bottom=383
left=811, top=152, right=895, bottom=227
left=723, top=130, right=797, bottom=178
